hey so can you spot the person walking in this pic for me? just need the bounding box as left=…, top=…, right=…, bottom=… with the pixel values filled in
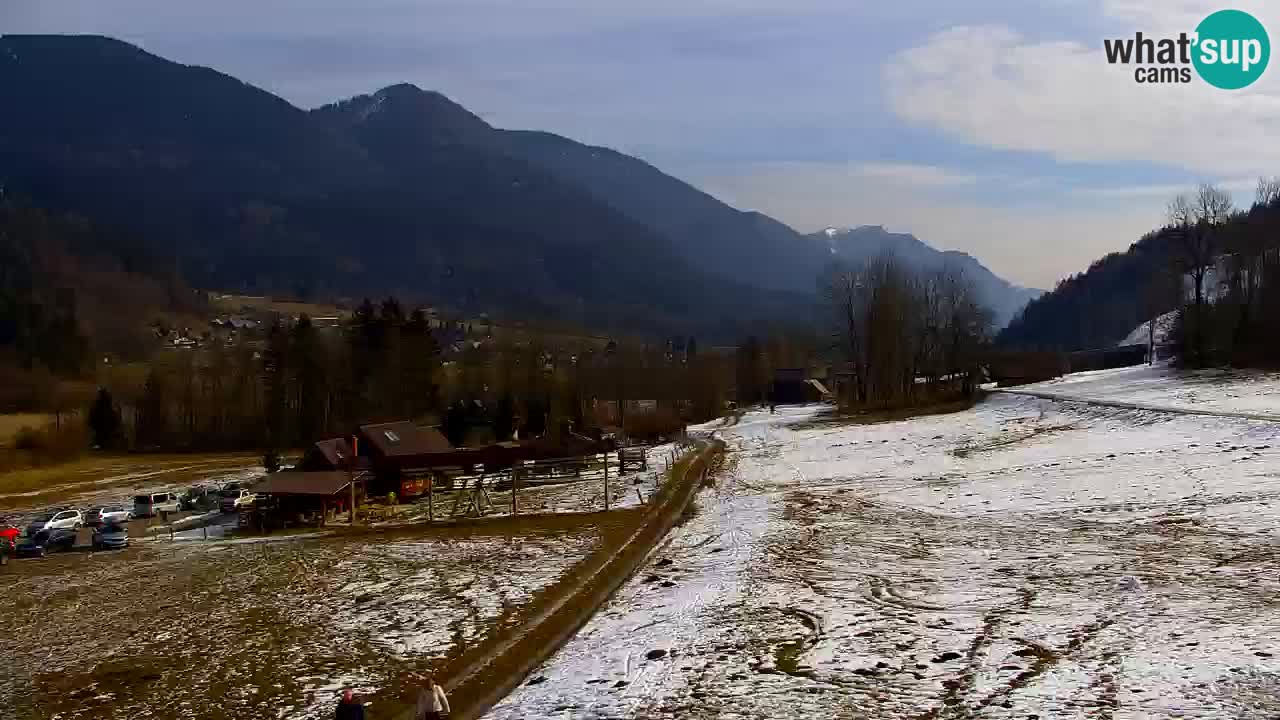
left=336, top=689, right=366, bottom=720
left=415, top=671, right=451, bottom=720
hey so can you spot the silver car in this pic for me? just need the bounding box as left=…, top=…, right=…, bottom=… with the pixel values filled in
left=92, top=522, right=129, bottom=550
left=26, top=509, right=84, bottom=535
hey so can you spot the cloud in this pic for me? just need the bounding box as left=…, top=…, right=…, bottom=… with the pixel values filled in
left=884, top=0, right=1280, bottom=179
left=853, top=162, right=978, bottom=187
left=1073, top=177, right=1259, bottom=199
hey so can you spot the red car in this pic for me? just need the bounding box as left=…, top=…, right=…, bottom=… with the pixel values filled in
left=0, top=526, right=18, bottom=556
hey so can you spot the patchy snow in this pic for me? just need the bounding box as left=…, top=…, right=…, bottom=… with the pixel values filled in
left=4, top=520, right=614, bottom=719
left=489, top=393, right=1280, bottom=719
left=1014, top=363, right=1280, bottom=418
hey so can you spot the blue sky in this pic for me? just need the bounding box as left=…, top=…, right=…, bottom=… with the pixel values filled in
left=7, top=0, right=1280, bottom=288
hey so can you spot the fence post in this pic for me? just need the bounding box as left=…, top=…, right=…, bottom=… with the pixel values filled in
left=604, top=452, right=611, bottom=511
left=511, top=466, right=519, bottom=516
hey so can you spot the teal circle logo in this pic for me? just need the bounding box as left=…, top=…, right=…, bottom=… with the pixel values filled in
left=1193, top=9, right=1270, bottom=89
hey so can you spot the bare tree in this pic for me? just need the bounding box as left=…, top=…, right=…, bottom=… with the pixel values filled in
left=1168, top=184, right=1234, bottom=365
left=1257, top=176, right=1280, bottom=208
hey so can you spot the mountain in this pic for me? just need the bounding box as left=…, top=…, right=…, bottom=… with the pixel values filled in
left=0, top=35, right=808, bottom=338
left=489, top=130, right=831, bottom=293
left=312, top=85, right=835, bottom=294
left=0, top=34, right=1030, bottom=338
left=811, top=226, right=1043, bottom=328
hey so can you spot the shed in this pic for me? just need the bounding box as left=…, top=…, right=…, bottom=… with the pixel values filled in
left=251, top=471, right=367, bottom=526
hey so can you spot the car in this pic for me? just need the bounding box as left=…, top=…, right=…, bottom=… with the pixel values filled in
left=15, top=528, right=77, bottom=558
left=26, top=509, right=84, bottom=535
left=85, top=506, right=133, bottom=527
left=220, top=488, right=257, bottom=513
left=92, top=521, right=129, bottom=550
left=133, top=491, right=181, bottom=518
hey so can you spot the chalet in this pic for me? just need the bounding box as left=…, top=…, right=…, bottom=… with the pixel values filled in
left=278, top=418, right=616, bottom=510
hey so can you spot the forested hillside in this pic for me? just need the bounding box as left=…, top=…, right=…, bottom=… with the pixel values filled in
left=0, top=35, right=806, bottom=339
left=997, top=229, right=1179, bottom=351
left=999, top=182, right=1280, bottom=368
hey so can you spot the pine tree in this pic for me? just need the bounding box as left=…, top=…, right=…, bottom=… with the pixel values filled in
left=493, top=393, right=515, bottom=441
left=403, top=309, right=441, bottom=419
left=87, top=387, right=122, bottom=449
left=136, top=368, right=168, bottom=447
left=262, top=318, right=289, bottom=450
left=291, top=315, right=324, bottom=444
left=443, top=400, right=468, bottom=447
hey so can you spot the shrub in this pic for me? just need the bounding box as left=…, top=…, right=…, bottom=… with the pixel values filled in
left=12, top=426, right=40, bottom=451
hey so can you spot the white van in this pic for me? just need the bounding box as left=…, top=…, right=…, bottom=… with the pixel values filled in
left=133, top=491, right=181, bottom=518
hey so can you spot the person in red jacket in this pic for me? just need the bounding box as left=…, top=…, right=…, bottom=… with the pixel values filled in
left=335, top=688, right=366, bottom=720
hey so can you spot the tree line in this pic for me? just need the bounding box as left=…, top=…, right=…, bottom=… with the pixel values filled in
left=85, top=299, right=743, bottom=454
left=1162, top=180, right=1280, bottom=367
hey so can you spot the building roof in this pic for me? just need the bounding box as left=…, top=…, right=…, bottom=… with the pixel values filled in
left=313, top=438, right=357, bottom=468
left=358, top=421, right=453, bottom=458
left=252, top=471, right=363, bottom=496
left=806, top=378, right=832, bottom=396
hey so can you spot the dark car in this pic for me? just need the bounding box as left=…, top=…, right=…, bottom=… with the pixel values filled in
left=16, top=528, right=77, bottom=558
left=92, top=522, right=129, bottom=550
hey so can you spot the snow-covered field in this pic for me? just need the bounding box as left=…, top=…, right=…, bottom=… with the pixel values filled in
left=1015, top=363, right=1280, bottom=418
left=489, top=393, right=1280, bottom=719
left=3, top=517, right=629, bottom=719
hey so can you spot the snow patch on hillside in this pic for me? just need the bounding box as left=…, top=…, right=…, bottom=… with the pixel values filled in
left=1119, top=310, right=1177, bottom=347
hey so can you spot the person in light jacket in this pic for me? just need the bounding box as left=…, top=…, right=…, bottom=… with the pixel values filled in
left=415, top=671, right=451, bottom=720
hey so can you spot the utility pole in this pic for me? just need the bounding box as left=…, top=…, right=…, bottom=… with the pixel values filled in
left=511, top=464, right=519, bottom=516
left=349, top=434, right=358, bottom=527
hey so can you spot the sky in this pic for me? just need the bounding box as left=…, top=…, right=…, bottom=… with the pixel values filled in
left=7, top=0, right=1280, bottom=289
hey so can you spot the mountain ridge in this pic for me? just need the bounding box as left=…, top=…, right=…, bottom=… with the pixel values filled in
left=811, top=225, right=1043, bottom=327
left=0, top=34, right=1036, bottom=334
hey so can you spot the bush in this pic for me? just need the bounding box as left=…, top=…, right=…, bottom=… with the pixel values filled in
left=623, top=408, right=685, bottom=442
left=0, top=420, right=89, bottom=472
left=12, top=426, right=40, bottom=451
